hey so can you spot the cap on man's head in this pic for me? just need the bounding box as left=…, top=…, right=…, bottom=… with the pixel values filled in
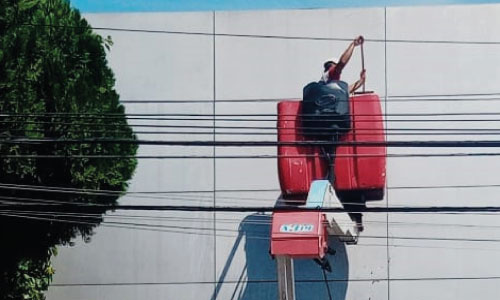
left=323, top=57, right=338, bottom=72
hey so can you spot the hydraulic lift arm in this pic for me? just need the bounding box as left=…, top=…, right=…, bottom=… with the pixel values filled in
left=271, top=180, right=360, bottom=300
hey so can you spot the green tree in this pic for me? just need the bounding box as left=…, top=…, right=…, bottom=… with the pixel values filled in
left=0, top=0, right=138, bottom=298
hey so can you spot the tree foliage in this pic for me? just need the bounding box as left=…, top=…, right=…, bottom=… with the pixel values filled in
left=0, top=0, right=138, bottom=298
left=3, top=248, right=56, bottom=300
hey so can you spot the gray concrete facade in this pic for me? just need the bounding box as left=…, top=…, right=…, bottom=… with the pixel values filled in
left=46, top=4, right=500, bottom=300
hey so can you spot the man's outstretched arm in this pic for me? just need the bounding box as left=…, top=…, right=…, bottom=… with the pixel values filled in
left=337, top=36, right=364, bottom=71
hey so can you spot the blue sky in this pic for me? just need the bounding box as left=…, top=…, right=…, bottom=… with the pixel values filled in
left=72, top=0, right=500, bottom=13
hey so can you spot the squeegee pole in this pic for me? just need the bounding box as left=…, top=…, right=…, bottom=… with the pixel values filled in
left=361, top=42, right=366, bottom=93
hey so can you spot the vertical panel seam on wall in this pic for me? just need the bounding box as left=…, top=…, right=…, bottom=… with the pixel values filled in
left=384, top=6, right=390, bottom=300
left=213, top=9, right=217, bottom=298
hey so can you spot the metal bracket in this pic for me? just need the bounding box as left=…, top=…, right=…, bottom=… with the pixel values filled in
left=306, top=180, right=359, bottom=244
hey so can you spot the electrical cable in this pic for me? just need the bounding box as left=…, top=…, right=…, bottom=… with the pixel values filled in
left=0, top=212, right=234, bottom=239
left=2, top=182, right=500, bottom=197
left=6, top=211, right=500, bottom=254
left=322, top=268, right=333, bottom=300
left=5, top=202, right=500, bottom=215
left=0, top=191, right=317, bottom=206
left=1, top=211, right=499, bottom=258
left=389, top=92, right=500, bottom=98
left=6, top=137, right=500, bottom=148
left=4, top=209, right=500, bottom=231
left=3, top=183, right=500, bottom=218
left=7, top=111, right=500, bottom=118
left=12, top=128, right=500, bottom=137
left=3, top=211, right=500, bottom=244
left=4, top=152, right=500, bottom=159
left=14, top=22, right=500, bottom=45
left=46, top=275, right=500, bottom=287
left=0, top=188, right=483, bottom=206
left=5, top=118, right=500, bottom=127
left=5, top=122, right=500, bottom=134
left=0, top=190, right=380, bottom=207
left=0, top=182, right=277, bottom=195
left=119, top=96, right=500, bottom=104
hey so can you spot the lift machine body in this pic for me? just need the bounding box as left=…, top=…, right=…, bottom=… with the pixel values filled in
left=270, top=92, right=386, bottom=300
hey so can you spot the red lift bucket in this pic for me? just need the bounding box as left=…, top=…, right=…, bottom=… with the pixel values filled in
left=277, top=94, right=386, bottom=201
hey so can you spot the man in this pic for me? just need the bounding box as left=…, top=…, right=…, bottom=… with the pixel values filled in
left=316, top=36, right=367, bottom=231
left=321, top=35, right=366, bottom=94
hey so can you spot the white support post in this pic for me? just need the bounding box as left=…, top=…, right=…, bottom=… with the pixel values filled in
left=276, top=256, right=295, bottom=300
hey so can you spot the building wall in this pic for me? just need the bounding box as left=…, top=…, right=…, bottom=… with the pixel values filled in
left=46, top=4, right=500, bottom=300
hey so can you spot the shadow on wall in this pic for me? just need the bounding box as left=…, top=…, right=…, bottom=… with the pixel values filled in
left=212, top=214, right=349, bottom=300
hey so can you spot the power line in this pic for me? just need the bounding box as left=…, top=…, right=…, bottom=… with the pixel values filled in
left=1, top=182, right=499, bottom=198
left=3, top=209, right=500, bottom=230
left=0, top=191, right=311, bottom=207
left=2, top=152, right=500, bottom=159
left=6, top=137, right=500, bottom=148
left=5, top=211, right=500, bottom=255
left=47, top=276, right=500, bottom=287
left=0, top=182, right=278, bottom=195
left=5, top=115, right=500, bottom=122
left=118, top=97, right=500, bottom=104
left=118, top=96, right=500, bottom=104
left=6, top=111, right=500, bottom=118
left=11, top=129, right=500, bottom=137
left=4, top=121, right=500, bottom=133
left=4, top=190, right=497, bottom=211
left=5, top=203, right=500, bottom=214
left=15, top=23, right=500, bottom=45
left=3, top=210, right=500, bottom=257
left=389, top=92, right=500, bottom=98
left=0, top=212, right=236, bottom=239
left=3, top=211, right=500, bottom=245
left=5, top=186, right=500, bottom=216
left=0, top=211, right=353, bottom=235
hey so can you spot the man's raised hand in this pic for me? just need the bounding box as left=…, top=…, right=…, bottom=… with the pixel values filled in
left=354, top=35, right=364, bottom=46
left=360, top=69, right=366, bottom=81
